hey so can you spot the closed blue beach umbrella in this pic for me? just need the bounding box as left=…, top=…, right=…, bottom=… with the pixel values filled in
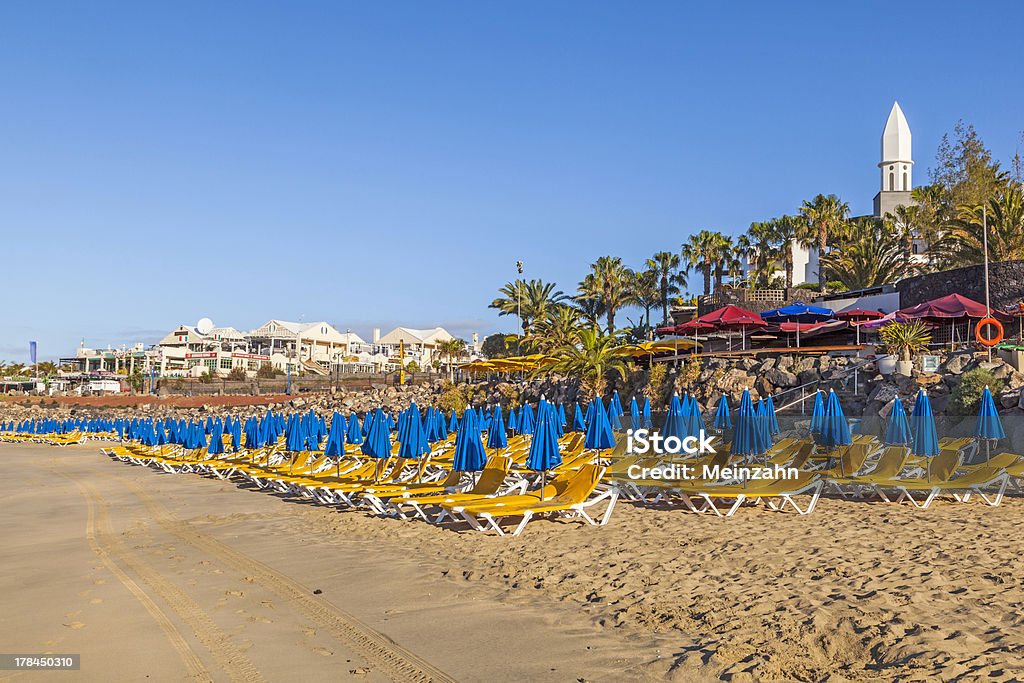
left=488, top=405, right=508, bottom=450
left=453, top=407, right=487, bottom=475
left=572, top=403, right=586, bottom=433
left=713, top=395, right=732, bottom=430
left=974, top=386, right=1005, bottom=441
left=526, top=401, right=562, bottom=498
left=584, top=397, right=616, bottom=451
left=641, top=396, right=653, bottom=429
left=884, top=397, right=912, bottom=446
left=911, top=389, right=940, bottom=458
left=629, top=397, right=641, bottom=431
left=764, top=395, right=780, bottom=436
left=809, top=390, right=826, bottom=436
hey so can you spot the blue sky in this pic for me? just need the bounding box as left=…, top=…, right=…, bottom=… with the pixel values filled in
left=2, top=1, right=1022, bottom=361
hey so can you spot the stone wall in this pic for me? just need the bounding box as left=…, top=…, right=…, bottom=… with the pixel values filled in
left=897, top=260, right=1024, bottom=311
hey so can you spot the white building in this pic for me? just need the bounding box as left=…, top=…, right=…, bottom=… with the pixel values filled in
left=873, top=101, right=914, bottom=217
left=376, top=326, right=455, bottom=368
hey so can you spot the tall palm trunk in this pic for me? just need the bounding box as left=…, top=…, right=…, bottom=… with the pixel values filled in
left=702, top=268, right=711, bottom=296
left=784, top=242, right=794, bottom=289
left=660, top=276, right=669, bottom=325
left=817, top=226, right=828, bottom=290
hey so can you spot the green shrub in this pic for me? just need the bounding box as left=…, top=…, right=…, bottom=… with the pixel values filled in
left=436, top=382, right=472, bottom=413
left=951, top=368, right=1003, bottom=415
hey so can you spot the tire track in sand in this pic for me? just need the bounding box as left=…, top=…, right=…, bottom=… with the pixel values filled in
left=113, top=473, right=458, bottom=683
left=59, top=471, right=265, bottom=683
left=58, top=471, right=213, bottom=682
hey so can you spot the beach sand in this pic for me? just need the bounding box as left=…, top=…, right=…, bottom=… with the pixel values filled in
left=2, top=443, right=1022, bottom=681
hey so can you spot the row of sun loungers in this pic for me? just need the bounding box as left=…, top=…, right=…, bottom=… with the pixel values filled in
left=91, top=425, right=1024, bottom=534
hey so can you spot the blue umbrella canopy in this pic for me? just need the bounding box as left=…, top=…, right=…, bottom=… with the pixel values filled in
left=641, top=397, right=653, bottom=429
left=661, top=394, right=687, bottom=441
left=361, top=408, right=392, bottom=459
left=610, top=390, right=624, bottom=417
left=686, top=396, right=706, bottom=439
left=230, top=419, right=242, bottom=452
left=448, top=409, right=459, bottom=434
left=346, top=413, right=363, bottom=445
left=713, top=395, right=732, bottom=430
left=571, top=403, right=586, bottom=433
left=557, top=403, right=567, bottom=427
left=397, top=403, right=429, bottom=459
left=809, top=391, right=826, bottom=435
left=974, top=386, right=1006, bottom=441
left=519, top=403, right=535, bottom=435
left=488, top=405, right=508, bottom=450
left=911, top=390, right=940, bottom=457
left=760, top=301, right=835, bottom=323
left=507, top=407, right=519, bottom=433
left=629, top=397, right=641, bottom=431
left=361, top=409, right=373, bottom=437
left=753, top=400, right=772, bottom=454
left=731, top=389, right=756, bottom=457
left=820, top=390, right=853, bottom=451
left=430, top=409, right=443, bottom=439
left=764, top=395, right=780, bottom=435
left=884, top=397, right=912, bottom=446
left=609, top=402, right=623, bottom=431
left=323, top=412, right=347, bottom=457
left=585, top=397, right=616, bottom=450
left=453, top=407, right=487, bottom=473
left=526, top=401, right=562, bottom=473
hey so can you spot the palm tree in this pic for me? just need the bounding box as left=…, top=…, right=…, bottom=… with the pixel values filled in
left=681, top=230, right=718, bottom=297
left=572, top=284, right=606, bottom=330
left=771, top=215, right=799, bottom=289
left=436, top=338, right=467, bottom=381
left=725, top=243, right=746, bottom=286
left=739, top=221, right=780, bottom=288
left=946, top=185, right=1024, bottom=265
left=709, top=233, right=734, bottom=291
left=489, top=279, right=567, bottom=338
left=819, top=221, right=919, bottom=290
left=6, top=362, right=26, bottom=377
left=630, top=269, right=662, bottom=332
left=885, top=204, right=924, bottom=269
left=543, top=328, right=629, bottom=402
left=531, top=305, right=584, bottom=352
left=645, top=251, right=685, bottom=325
left=797, top=193, right=850, bottom=291
left=577, top=256, right=635, bottom=334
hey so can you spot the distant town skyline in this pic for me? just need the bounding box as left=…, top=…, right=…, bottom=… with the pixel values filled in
left=2, top=2, right=1023, bottom=361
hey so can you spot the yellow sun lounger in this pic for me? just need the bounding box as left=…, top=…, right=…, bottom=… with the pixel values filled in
left=453, top=464, right=616, bottom=536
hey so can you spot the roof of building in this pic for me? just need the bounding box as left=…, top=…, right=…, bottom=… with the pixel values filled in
left=881, top=101, right=912, bottom=163
left=377, top=326, right=454, bottom=345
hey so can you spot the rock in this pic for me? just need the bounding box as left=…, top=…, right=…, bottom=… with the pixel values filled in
left=737, top=358, right=758, bottom=372
left=943, top=353, right=973, bottom=375
left=1007, top=372, right=1024, bottom=390
left=1000, top=389, right=1020, bottom=409
left=797, top=369, right=820, bottom=385
left=868, top=382, right=899, bottom=405
left=759, top=357, right=777, bottom=372
left=878, top=397, right=896, bottom=418
left=916, top=373, right=943, bottom=388
left=764, top=368, right=798, bottom=388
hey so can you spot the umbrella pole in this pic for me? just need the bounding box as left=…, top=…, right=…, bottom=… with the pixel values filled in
left=541, top=470, right=546, bottom=501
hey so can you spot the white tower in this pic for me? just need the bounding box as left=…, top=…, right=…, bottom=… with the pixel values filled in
left=873, top=101, right=915, bottom=217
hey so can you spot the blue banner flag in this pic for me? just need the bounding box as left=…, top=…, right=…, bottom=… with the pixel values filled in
left=29, top=341, right=37, bottom=366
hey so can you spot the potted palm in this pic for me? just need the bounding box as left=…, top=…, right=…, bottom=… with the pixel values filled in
left=879, top=320, right=931, bottom=376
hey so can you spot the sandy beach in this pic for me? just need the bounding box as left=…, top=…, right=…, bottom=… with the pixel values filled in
left=0, top=442, right=1020, bottom=682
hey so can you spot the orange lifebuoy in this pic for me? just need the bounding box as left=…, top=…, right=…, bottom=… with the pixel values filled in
left=975, top=317, right=1003, bottom=347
